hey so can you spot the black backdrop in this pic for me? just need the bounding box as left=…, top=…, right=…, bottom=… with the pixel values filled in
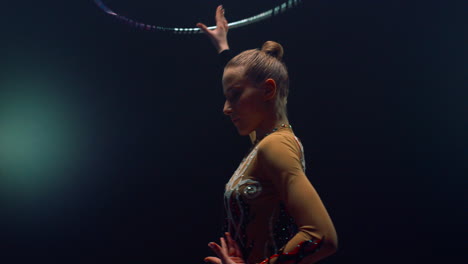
left=0, top=0, right=466, bottom=263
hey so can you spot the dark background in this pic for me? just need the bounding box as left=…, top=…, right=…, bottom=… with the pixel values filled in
left=0, top=0, right=466, bottom=263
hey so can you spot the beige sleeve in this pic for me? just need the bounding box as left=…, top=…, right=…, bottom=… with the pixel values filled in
left=257, top=134, right=338, bottom=264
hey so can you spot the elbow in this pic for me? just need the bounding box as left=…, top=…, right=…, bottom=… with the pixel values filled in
left=324, top=238, right=338, bottom=256
left=321, top=231, right=338, bottom=257
left=298, top=234, right=338, bottom=264
left=321, top=220, right=338, bottom=254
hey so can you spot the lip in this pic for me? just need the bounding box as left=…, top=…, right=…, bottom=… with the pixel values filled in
left=231, top=117, right=240, bottom=123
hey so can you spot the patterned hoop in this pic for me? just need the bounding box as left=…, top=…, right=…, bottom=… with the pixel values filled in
left=93, top=0, right=303, bottom=34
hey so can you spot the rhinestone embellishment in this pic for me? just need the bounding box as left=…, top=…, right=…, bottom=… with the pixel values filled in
left=242, top=181, right=262, bottom=199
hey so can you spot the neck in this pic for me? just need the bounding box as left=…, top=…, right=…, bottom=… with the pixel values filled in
left=255, top=117, right=290, bottom=141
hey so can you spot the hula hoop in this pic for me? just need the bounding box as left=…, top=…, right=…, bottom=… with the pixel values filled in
left=94, top=0, right=303, bottom=34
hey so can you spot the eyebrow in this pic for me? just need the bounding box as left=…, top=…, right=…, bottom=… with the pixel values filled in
left=223, top=85, right=241, bottom=96
left=223, top=88, right=233, bottom=97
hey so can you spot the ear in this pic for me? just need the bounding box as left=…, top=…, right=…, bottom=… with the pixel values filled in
left=262, top=78, right=277, bottom=101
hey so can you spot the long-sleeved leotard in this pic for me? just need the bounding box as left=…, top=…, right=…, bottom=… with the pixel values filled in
left=224, top=128, right=337, bottom=264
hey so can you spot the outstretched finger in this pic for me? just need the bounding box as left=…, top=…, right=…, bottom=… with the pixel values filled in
left=226, top=234, right=235, bottom=256
left=216, top=6, right=228, bottom=28
left=196, top=22, right=210, bottom=34
left=209, top=242, right=229, bottom=263
left=220, top=237, right=228, bottom=252
left=226, top=232, right=242, bottom=257
left=204, top=256, right=222, bottom=264
left=215, top=5, right=224, bottom=21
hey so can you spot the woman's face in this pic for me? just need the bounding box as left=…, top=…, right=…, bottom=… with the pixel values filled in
left=222, top=66, right=266, bottom=136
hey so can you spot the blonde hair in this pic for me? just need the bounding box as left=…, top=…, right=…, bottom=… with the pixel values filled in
left=226, top=41, right=289, bottom=119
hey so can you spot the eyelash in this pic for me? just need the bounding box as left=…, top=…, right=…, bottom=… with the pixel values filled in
left=229, top=95, right=240, bottom=103
left=227, top=92, right=240, bottom=102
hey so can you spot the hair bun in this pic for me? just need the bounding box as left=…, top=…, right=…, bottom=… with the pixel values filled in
left=261, top=41, right=284, bottom=61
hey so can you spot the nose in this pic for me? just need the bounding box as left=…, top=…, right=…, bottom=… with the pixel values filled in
left=223, top=100, right=233, bottom=116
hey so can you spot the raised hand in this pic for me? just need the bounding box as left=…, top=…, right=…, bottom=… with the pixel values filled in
left=197, top=5, right=230, bottom=53
left=205, top=233, right=245, bottom=264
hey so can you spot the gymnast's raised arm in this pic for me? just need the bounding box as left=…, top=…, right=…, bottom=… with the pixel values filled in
left=197, top=5, right=230, bottom=54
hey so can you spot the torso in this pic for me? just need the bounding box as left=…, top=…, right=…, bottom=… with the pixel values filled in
left=224, top=129, right=305, bottom=264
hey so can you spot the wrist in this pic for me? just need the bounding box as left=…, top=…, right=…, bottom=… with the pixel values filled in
left=217, top=42, right=230, bottom=54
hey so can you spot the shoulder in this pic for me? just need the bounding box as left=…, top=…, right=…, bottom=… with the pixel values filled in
left=258, top=130, right=301, bottom=152
left=256, top=130, right=305, bottom=179
left=257, top=130, right=302, bottom=161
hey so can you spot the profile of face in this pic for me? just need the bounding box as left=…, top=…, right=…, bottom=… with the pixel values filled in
left=222, top=66, right=270, bottom=136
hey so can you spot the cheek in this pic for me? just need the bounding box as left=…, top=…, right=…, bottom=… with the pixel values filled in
left=236, top=100, right=255, bottom=116
left=240, top=95, right=263, bottom=114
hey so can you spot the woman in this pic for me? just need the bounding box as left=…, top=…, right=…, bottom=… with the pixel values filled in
left=197, top=6, right=338, bottom=264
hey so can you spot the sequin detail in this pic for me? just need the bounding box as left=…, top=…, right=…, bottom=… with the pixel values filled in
left=272, top=203, right=298, bottom=251
left=226, top=147, right=258, bottom=191
left=242, top=180, right=263, bottom=200
left=224, top=191, right=252, bottom=257
left=224, top=146, right=259, bottom=251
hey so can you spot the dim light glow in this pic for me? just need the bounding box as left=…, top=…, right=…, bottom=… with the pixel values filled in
left=0, top=74, right=87, bottom=205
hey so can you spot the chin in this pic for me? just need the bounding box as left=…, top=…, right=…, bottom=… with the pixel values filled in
left=237, top=127, right=253, bottom=136
left=238, top=131, right=250, bottom=136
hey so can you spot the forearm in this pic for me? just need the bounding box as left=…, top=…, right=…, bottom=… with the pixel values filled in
left=216, top=42, right=230, bottom=54
left=261, top=228, right=337, bottom=264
